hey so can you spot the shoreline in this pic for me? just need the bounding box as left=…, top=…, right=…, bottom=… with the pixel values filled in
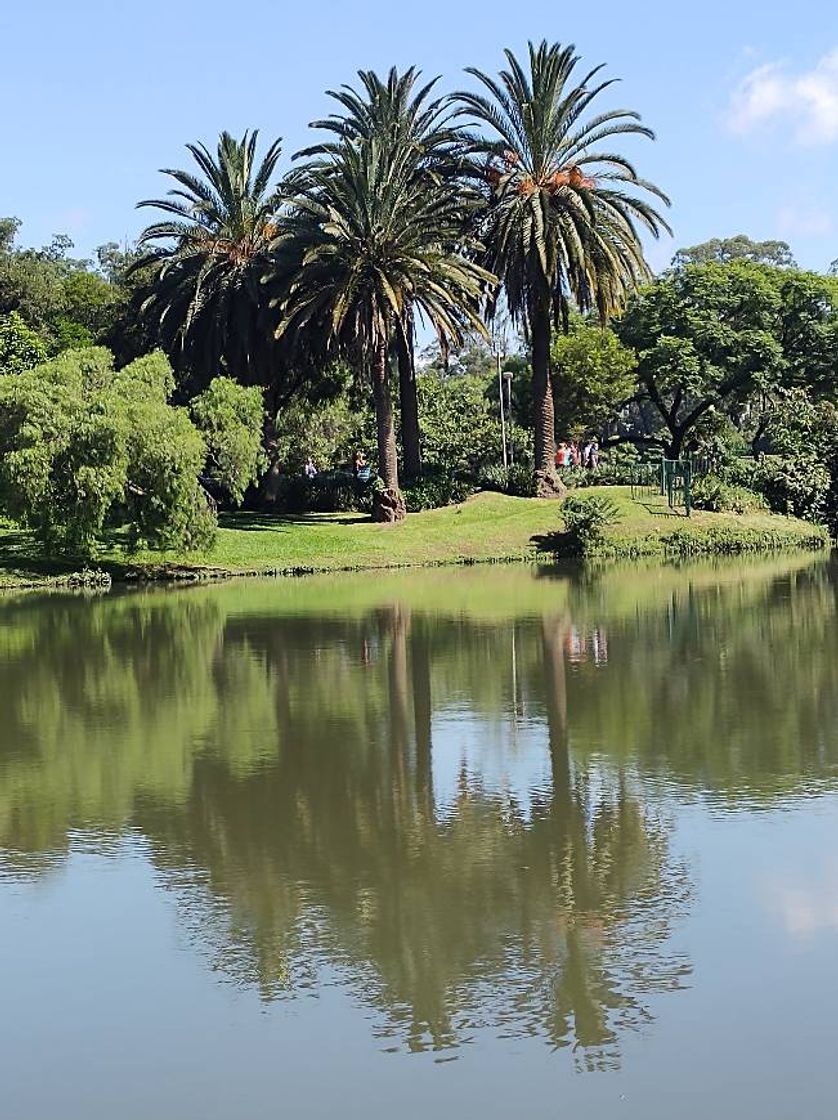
left=0, top=489, right=830, bottom=593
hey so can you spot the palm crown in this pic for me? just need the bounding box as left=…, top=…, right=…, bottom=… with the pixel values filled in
left=133, top=130, right=285, bottom=391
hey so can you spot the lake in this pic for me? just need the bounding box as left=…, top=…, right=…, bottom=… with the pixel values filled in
left=2, top=555, right=838, bottom=1119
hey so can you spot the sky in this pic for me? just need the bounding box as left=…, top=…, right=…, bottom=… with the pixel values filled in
left=2, top=0, right=838, bottom=272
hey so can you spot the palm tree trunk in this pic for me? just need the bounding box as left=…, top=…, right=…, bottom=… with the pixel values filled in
left=532, top=299, right=556, bottom=474
left=372, top=338, right=406, bottom=522
left=396, top=321, right=422, bottom=480
left=531, top=296, right=563, bottom=498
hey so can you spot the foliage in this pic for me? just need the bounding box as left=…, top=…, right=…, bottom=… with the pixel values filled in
left=672, top=235, right=795, bottom=269
left=273, top=471, right=374, bottom=515
left=455, top=40, right=669, bottom=474
left=417, top=371, right=506, bottom=474
left=562, top=493, right=622, bottom=551
left=191, top=378, right=267, bottom=504
left=753, top=389, right=838, bottom=525
left=402, top=473, right=475, bottom=512
left=617, top=261, right=786, bottom=458
left=478, top=461, right=538, bottom=497
left=0, top=220, right=124, bottom=354
left=551, top=322, right=636, bottom=438
left=273, top=379, right=376, bottom=476
left=0, top=347, right=216, bottom=555
left=133, top=132, right=290, bottom=397
left=690, top=475, right=767, bottom=514
left=0, top=311, right=47, bottom=373
left=275, top=130, right=490, bottom=499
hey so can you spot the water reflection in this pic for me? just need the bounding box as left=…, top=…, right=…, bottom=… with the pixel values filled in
left=1, top=554, right=836, bottom=1061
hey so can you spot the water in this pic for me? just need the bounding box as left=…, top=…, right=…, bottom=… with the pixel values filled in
left=2, top=554, right=838, bottom=1118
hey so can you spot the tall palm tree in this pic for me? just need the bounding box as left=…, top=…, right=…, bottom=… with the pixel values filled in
left=296, top=68, right=469, bottom=479
left=273, top=135, right=491, bottom=521
left=132, top=130, right=289, bottom=399
left=454, top=42, right=671, bottom=491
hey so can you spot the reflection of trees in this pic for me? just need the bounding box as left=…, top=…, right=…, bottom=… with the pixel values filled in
left=1, top=558, right=833, bottom=1055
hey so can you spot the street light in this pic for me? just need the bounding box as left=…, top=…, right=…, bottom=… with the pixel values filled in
left=502, top=370, right=514, bottom=466
left=496, top=350, right=508, bottom=469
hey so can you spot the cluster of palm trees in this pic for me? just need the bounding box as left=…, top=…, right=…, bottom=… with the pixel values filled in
left=134, top=41, right=670, bottom=520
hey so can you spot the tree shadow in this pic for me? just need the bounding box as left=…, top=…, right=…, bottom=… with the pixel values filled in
left=220, top=511, right=371, bottom=532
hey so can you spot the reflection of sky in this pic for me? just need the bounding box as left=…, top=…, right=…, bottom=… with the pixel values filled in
left=431, top=712, right=552, bottom=821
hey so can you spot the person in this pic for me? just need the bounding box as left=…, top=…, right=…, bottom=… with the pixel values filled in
left=555, top=442, right=568, bottom=469
left=583, top=439, right=594, bottom=467
left=588, top=439, right=599, bottom=469
left=304, top=457, right=317, bottom=479
left=570, top=441, right=581, bottom=467
left=353, top=449, right=366, bottom=477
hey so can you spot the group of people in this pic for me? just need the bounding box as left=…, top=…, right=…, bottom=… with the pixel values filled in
left=555, top=439, right=599, bottom=470
left=302, top=450, right=372, bottom=482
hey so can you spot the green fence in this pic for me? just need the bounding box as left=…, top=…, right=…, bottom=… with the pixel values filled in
left=660, top=458, right=692, bottom=515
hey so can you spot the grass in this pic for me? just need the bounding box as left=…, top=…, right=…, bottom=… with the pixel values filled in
left=0, top=488, right=829, bottom=591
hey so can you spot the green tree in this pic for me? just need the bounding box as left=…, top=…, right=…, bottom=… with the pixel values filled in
left=0, top=311, right=47, bottom=373
left=298, top=67, right=469, bottom=479
left=454, top=41, right=669, bottom=492
left=275, top=135, right=489, bottom=520
left=673, top=235, right=796, bottom=269
left=0, top=348, right=216, bottom=554
left=616, top=261, right=786, bottom=458
left=551, top=322, right=636, bottom=438
left=191, top=377, right=268, bottom=504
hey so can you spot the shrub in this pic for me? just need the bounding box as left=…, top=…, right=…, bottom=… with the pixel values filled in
left=690, top=475, right=767, bottom=514
left=751, top=458, right=831, bottom=523
left=477, top=461, right=537, bottom=497
left=273, top=471, right=374, bottom=515
left=561, top=493, right=621, bottom=552
left=403, top=474, right=474, bottom=512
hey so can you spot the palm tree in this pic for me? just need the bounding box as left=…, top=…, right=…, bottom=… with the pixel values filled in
left=273, top=135, right=491, bottom=521
left=132, top=131, right=289, bottom=399
left=454, top=42, right=670, bottom=492
left=296, top=67, right=468, bottom=479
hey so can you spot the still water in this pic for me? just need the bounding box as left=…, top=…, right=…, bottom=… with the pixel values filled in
left=2, top=556, right=838, bottom=1118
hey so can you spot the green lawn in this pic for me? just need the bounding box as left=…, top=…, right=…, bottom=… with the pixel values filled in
left=0, top=488, right=829, bottom=590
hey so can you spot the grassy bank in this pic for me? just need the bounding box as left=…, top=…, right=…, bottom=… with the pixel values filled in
left=0, top=488, right=828, bottom=590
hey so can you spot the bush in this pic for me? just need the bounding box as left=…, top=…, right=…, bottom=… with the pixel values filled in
left=402, top=474, right=475, bottom=512
left=477, top=461, right=538, bottom=497
left=690, top=474, right=767, bottom=514
left=561, top=493, right=621, bottom=552
left=273, top=471, right=374, bottom=515
left=751, top=458, right=831, bottom=523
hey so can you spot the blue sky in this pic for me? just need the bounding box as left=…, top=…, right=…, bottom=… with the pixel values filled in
left=2, top=0, right=837, bottom=271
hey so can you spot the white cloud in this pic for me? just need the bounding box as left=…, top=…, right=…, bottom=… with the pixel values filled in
left=728, top=49, right=838, bottom=144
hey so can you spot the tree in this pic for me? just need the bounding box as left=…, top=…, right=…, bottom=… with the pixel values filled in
left=454, top=41, right=669, bottom=494
left=274, top=135, right=489, bottom=521
left=0, top=348, right=261, bottom=555
left=0, top=310, right=47, bottom=373
left=133, top=131, right=287, bottom=398
left=297, top=67, right=469, bottom=479
left=616, top=261, right=838, bottom=458
left=616, top=261, right=786, bottom=458
left=190, top=378, right=267, bottom=504
left=0, top=220, right=123, bottom=352
left=551, top=322, right=636, bottom=438
left=673, top=235, right=796, bottom=270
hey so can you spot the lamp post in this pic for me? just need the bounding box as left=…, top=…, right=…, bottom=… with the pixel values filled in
left=503, top=370, right=514, bottom=467
left=497, top=350, right=508, bottom=469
